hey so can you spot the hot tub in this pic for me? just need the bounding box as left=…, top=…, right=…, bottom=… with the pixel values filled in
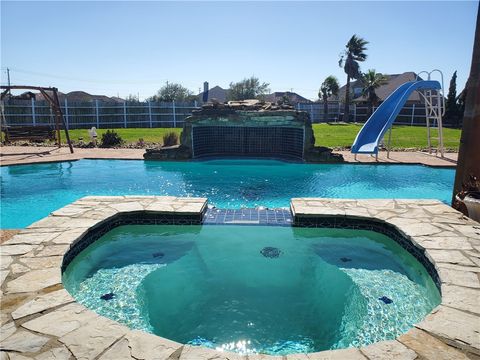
left=62, top=224, right=440, bottom=356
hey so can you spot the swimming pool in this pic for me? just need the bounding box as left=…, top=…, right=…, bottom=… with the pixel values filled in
left=62, top=224, right=440, bottom=355
left=0, top=159, right=454, bottom=228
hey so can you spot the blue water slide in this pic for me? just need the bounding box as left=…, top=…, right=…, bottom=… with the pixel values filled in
left=351, top=80, right=441, bottom=154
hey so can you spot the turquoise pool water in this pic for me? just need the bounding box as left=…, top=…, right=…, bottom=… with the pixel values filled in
left=62, top=225, right=441, bottom=355
left=0, top=159, right=454, bottom=228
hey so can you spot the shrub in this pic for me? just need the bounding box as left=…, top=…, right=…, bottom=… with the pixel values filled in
left=100, top=130, right=123, bottom=148
left=163, top=132, right=178, bottom=147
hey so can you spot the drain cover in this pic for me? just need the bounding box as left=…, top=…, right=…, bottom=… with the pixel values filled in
left=379, top=296, right=393, bottom=304
left=260, top=247, right=282, bottom=258
left=100, top=292, right=116, bottom=301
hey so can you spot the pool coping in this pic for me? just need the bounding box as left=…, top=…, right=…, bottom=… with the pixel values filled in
left=1, top=196, right=479, bottom=359
left=0, top=157, right=457, bottom=170
left=0, top=145, right=458, bottom=168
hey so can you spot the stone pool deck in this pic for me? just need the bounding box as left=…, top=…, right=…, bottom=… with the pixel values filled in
left=0, top=145, right=457, bottom=167
left=1, top=196, right=479, bottom=359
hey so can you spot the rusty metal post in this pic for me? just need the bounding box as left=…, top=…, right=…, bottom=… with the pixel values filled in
left=52, top=89, right=74, bottom=153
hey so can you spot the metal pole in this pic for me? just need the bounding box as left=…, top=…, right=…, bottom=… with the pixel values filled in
left=410, top=104, right=415, bottom=126
left=387, top=126, right=393, bottom=159
left=123, top=101, right=127, bottom=128
left=6, top=68, right=11, bottom=95
left=31, top=98, right=36, bottom=126
left=353, top=104, right=357, bottom=123
left=52, top=89, right=73, bottom=153
left=64, top=98, right=69, bottom=130
left=148, top=101, right=152, bottom=128
left=52, top=106, right=60, bottom=147
left=437, top=91, right=444, bottom=157
left=95, top=100, right=100, bottom=128
left=426, top=91, right=432, bottom=154
left=172, top=100, right=176, bottom=127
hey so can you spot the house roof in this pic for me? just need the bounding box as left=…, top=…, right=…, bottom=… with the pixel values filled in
left=35, top=91, right=124, bottom=103
left=197, top=85, right=229, bottom=103
left=264, top=91, right=312, bottom=104
left=334, top=72, right=424, bottom=103
left=8, top=91, right=36, bottom=100
left=197, top=87, right=312, bottom=104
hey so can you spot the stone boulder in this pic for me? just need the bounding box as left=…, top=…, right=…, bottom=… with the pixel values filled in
left=143, top=145, right=191, bottom=161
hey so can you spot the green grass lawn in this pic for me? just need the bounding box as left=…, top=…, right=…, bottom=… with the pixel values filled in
left=312, top=124, right=461, bottom=150
left=62, top=128, right=182, bottom=145
left=60, top=124, right=460, bottom=150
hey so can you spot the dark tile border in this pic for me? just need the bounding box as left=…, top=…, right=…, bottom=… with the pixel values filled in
left=293, top=215, right=441, bottom=292
left=61, top=211, right=203, bottom=272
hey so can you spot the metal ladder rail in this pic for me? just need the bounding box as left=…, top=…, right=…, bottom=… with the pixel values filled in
left=418, top=89, right=444, bottom=157
left=435, top=80, right=445, bottom=158
left=416, top=69, right=446, bottom=158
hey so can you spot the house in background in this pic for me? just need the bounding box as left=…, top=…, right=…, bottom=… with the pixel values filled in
left=196, top=82, right=230, bottom=104
left=333, top=72, right=425, bottom=105
left=5, top=91, right=36, bottom=100
left=197, top=82, right=312, bottom=105
left=264, top=91, right=312, bottom=104
left=328, top=71, right=450, bottom=123
left=35, top=91, right=124, bottom=103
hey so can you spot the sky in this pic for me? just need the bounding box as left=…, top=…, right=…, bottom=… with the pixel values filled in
left=1, top=1, right=478, bottom=101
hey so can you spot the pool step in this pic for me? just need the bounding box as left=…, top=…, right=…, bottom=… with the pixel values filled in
left=203, top=208, right=293, bottom=226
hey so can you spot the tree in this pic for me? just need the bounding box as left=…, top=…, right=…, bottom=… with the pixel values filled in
left=125, top=94, right=140, bottom=103
left=445, top=71, right=459, bottom=126
left=452, top=4, right=479, bottom=209
left=319, top=76, right=339, bottom=122
left=338, top=35, right=368, bottom=122
left=151, top=82, right=194, bottom=102
left=457, top=88, right=467, bottom=125
left=361, top=69, right=387, bottom=117
left=279, top=93, right=291, bottom=106
left=228, top=77, right=270, bottom=101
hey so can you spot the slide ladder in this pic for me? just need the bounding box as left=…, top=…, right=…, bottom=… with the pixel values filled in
left=416, top=71, right=446, bottom=157
left=351, top=70, right=445, bottom=159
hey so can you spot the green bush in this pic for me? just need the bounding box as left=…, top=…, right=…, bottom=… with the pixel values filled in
left=100, top=130, right=123, bottom=148
left=162, top=132, right=178, bottom=147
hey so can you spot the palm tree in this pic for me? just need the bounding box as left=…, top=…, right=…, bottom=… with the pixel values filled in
left=361, top=69, right=387, bottom=117
left=339, top=35, right=368, bottom=122
left=319, top=76, right=339, bottom=122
